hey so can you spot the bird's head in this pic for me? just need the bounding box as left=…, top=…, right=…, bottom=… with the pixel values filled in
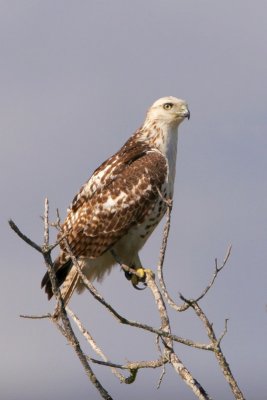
left=146, top=96, right=190, bottom=128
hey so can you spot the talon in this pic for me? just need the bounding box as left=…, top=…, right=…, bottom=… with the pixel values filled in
left=130, top=268, right=155, bottom=290
left=124, top=270, right=132, bottom=281
left=124, top=266, right=154, bottom=289
left=131, top=269, right=146, bottom=290
left=132, top=281, right=147, bottom=290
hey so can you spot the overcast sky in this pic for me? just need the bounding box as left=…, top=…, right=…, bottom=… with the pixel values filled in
left=1, top=1, right=267, bottom=399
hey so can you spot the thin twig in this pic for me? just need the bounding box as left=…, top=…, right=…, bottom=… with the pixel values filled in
left=44, top=198, right=49, bottom=247
left=157, top=202, right=190, bottom=311
left=20, top=313, right=51, bottom=319
left=193, top=245, right=232, bottom=303
left=8, top=219, right=43, bottom=253
left=157, top=362, right=166, bottom=389
left=43, top=201, right=114, bottom=400
left=11, top=201, right=113, bottom=400
left=60, top=237, right=210, bottom=349
left=217, top=319, right=229, bottom=346
left=66, top=236, right=212, bottom=397
left=88, top=357, right=167, bottom=371
left=156, top=334, right=167, bottom=389
left=67, top=305, right=168, bottom=386
left=145, top=271, right=212, bottom=400
left=158, top=207, right=232, bottom=311
left=10, top=197, right=244, bottom=399
left=157, top=195, right=233, bottom=314
left=111, top=242, right=212, bottom=399
left=66, top=306, right=125, bottom=382
left=181, top=297, right=245, bottom=400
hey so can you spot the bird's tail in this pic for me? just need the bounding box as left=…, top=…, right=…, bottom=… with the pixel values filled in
left=41, top=255, right=80, bottom=308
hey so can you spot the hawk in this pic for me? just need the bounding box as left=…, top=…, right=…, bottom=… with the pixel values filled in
left=41, top=96, right=190, bottom=305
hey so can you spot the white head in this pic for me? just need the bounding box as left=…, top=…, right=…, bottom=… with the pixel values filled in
left=146, top=96, right=190, bottom=128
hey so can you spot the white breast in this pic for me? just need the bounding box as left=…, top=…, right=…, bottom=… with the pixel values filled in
left=157, top=125, right=179, bottom=199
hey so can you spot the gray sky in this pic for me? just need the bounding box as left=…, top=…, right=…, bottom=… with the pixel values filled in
left=1, top=1, right=267, bottom=399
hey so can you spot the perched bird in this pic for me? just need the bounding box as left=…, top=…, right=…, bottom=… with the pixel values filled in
left=41, top=96, right=190, bottom=305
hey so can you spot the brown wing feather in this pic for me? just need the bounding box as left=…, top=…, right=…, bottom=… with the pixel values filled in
left=68, top=132, right=146, bottom=214
left=60, top=150, right=167, bottom=259
left=42, top=145, right=167, bottom=301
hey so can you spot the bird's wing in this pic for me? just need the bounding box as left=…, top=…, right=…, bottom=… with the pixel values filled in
left=67, top=133, right=145, bottom=214
left=60, top=148, right=167, bottom=258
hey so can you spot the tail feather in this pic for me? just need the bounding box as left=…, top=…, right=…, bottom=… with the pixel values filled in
left=58, top=266, right=80, bottom=306
left=41, top=257, right=73, bottom=300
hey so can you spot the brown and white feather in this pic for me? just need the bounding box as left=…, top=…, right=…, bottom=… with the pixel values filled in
left=41, top=96, right=190, bottom=304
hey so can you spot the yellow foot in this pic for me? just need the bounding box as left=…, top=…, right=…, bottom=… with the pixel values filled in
left=131, top=268, right=154, bottom=288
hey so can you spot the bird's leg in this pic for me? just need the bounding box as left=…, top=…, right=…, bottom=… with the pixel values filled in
left=110, top=250, right=153, bottom=290
left=124, top=255, right=154, bottom=290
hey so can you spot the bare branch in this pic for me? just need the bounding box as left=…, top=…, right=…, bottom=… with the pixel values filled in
left=158, top=206, right=232, bottom=311
left=145, top=272, right=212, bottom=400
left=99, top=240, right=213, bottom=398
left=44, top=197, right=49, bottom=247
left=42, top=201, right=114, bottom=400
left=66, top=306, right=170, bottom=386
left=8, top=219, right=43, bottom=253
left=10, top=201, right=114, bottom=400
left=157, top=203, right=190, bottom=312
left=157, top=362, right=166, bottom=389
left=10, top=197, right=244, bottom=399
left=217, top=319, right=229, bottom=346
left=63, top=241, right=212, bottom=351
left=193, top=245, right=232, bottom=303
left=89, top=357, right=167, bottom=371
left=66, top=306, right=125, bottom=383
left=156, top=334, right=167, bottom=389
left=20, top=313, right=51, bottom=319
left=180, top=297, right=245, bottom=400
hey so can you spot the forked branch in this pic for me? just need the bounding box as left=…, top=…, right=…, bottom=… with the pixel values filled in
left=9, top=198, right=245, bottom=400
left=9, top=201, right=113, bottom=400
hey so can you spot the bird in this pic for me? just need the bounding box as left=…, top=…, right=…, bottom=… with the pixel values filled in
left=41, top=96, right=190, bottom=306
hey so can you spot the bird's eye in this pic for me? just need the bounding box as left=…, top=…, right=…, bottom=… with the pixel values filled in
left=163, top=103, right=173, bottom=110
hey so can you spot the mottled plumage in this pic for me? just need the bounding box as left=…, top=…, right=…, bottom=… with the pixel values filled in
left=41, top=96, right=190, bottom=304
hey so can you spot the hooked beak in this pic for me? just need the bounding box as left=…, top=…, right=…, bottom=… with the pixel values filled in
left=179, top=105, right=190, bottom=120
left=184, top=107, right=190, bottom=120
left=185, top=109, right=190, bottom=120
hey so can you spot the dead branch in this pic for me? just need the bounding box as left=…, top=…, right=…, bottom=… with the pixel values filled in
left=193, top=245, right=232, bottom=303
left=9, top=198, right=245, bottom=400
left=180, top=295, right=245, bottom=400
left=145, top=270, right=212, bottom=400
left=66, top=306, right=125, bottom=383
left=61, top=235, right=212, bottom=351
left=157, top=201, right=233, bottom=314
left=9, top=200, right=114, bottom=400
left=156, top=201, right=190, bottom=311
left=8, top=219, right=43, bottom=253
